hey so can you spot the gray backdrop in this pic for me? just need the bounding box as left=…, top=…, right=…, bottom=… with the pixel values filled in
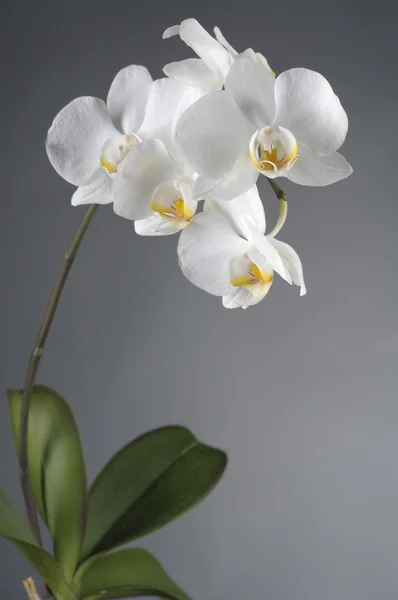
left=1, top=0, right=397, bottom=598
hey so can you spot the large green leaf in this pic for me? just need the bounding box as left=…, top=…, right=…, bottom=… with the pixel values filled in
left=81, top=426, right=227, bottom=559
left=75, top=548, right=190, bottom=600
left=8, top=385, right=87, bottom=580
left=0, top=488, right=75, bottom=600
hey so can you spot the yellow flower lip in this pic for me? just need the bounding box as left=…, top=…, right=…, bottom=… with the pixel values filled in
left=172, top=196, right=187, bottom=219
left=147, top=180, right=198, bottom=234
left=229, top=255, right=274, bottom=309
left=151, top=195, right=194, bottom=224
left=230, top=259, right=273, bottom=288
left=249, top=261, right=273, bottom=283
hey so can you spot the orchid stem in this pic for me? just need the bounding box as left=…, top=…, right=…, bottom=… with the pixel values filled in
left=18, top=203, right=99, bottom=557
left=23, top=578, right=42, bottom=600
left=266, top=177, right=288, bottom=238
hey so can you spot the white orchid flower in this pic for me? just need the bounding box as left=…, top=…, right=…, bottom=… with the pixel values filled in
left=46, top=65, right=204, bottom=206
left=178, top=192, right=306, bottom=309
left=110, top=131, right=198, bottom=235
left=176, top=59, right=352, bottom=201
left=113, top=135, right=266, bottom=237
left=163, top=18, right=274, bottom=92
left=114, top=144, right=198, bottom=235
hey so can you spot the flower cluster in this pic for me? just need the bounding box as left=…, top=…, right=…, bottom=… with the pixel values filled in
left=46, top=18, right=352, bottom=310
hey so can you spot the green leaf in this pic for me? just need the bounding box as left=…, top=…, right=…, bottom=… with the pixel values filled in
left=81, top=426, right=227, bottom=559
left=0, top=488, right=75, bottom=600
left=8, top=385, right=87, bottom=580
left=75, top=548, right=190, bottom=600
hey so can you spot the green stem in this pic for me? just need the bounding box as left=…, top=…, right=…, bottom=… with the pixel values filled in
left=266, top=177, right=288, bottom=238
left=18, top=204, right=99, bottom=550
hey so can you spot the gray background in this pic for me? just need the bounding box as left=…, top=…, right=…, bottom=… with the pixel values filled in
left=0, top=0, right=397, bottom=598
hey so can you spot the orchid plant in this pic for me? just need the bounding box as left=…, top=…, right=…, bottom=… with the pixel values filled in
left=0, top=17, right=351, bottom=600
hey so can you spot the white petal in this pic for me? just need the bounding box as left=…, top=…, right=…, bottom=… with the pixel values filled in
left=228, top=185, right=266, bottom=234
left=213, top=26, right=237, bottom=54
left=113, top=139, right=178, bottom=220
left=163, top=25, right=180, bottom=38
left=177, top=18, right=232, bottom=79
left=225, top=59, right=276, bottom=127
left=205, top=184, right=266, bottom=237
left=170, top=81, right=208, bottom=127
left=192, top=152, right=259, bottom=201
left=273, top=68, right=349, bottom=155
left=178, top=211, right=248, bottom=296
left=239, top=49, right=275, bottom=77
left=223, top=288, right=252, bottom=309
left=163, top=58, right=223, bottom=91
left=46, top=97, right=119, bottom=186
left=246, top=223, right=290, bottom=282
left=286, top=146, right=353, bottom=186
left=269, top=238, right=306, bottom=295
left=134, top=214, right=183, bottom=236
left=107, top=65, right=152, bottom=134
left=179, top=180, right=198, bottom=216
left=223, top=285, right=272, bottom=309
left=139, top=78, right=206, bottom=154
left=176, top=91, right=254, bottom=180
left=71, top=170, right=113, bottom=206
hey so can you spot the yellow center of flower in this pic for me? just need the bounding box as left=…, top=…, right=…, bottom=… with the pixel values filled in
left=230, top=259, right=273, bottom=288
left=258, top=144, right=298, bottom=172
left=150, top=195, right=194, bottom=225
left=249, top=262, right=269, bottom=282
left=249, top=126, right=298, bottom=177
left=173, top=197, right=186, bottom=219
left=228, top=255, right=274, bottom=308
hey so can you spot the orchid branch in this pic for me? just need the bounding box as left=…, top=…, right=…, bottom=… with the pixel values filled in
left=18, top=203, right=99, bottom=546
left=266, top=177, right=288, bottom=238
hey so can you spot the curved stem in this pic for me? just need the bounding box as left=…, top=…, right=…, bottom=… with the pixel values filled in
left=18, top=204, right=99, bottom=545
left=266, top=177, right=288, bottom=238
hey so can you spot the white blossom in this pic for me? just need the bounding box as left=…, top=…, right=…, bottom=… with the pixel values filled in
left=46, top=66, right=204, bottom=206
left=176, top=60, right=352, bottom=200
left=178, top=192, right=305, bottom=309
left=163, top=18, right=274, bottom=91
